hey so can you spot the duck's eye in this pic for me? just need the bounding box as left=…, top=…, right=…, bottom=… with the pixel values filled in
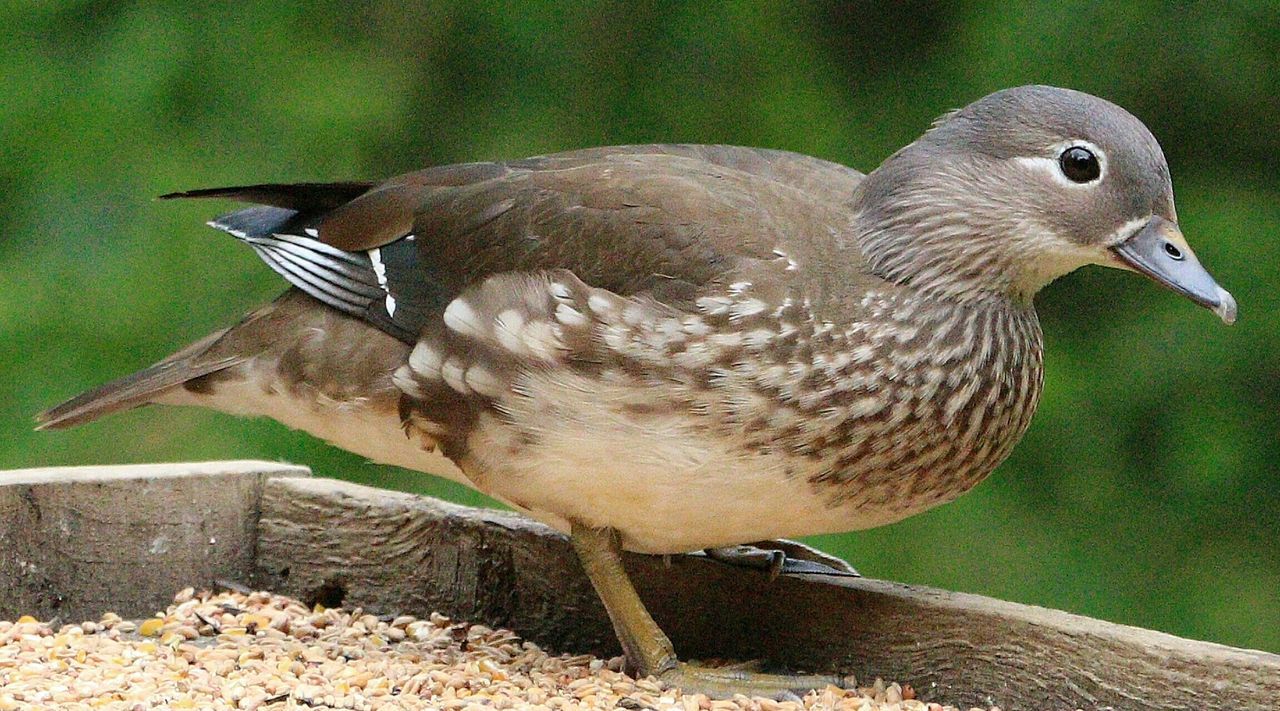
left=1059, top=146, right=1101, bottom=183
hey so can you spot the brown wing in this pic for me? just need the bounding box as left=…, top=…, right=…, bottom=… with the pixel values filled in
left=123, top=145, right=868, bottom=456
left=40, top=146, right=865, bottom=439
left=310, top=144, right=866, bottom=309
left=309, top=146, right=864, bottom=455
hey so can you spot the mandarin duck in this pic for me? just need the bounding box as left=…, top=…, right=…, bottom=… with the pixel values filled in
left=39, top=86, right=1235, bottom=697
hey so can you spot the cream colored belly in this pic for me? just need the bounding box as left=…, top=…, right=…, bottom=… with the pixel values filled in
left=467, top=412, right=908, bottom=553
left=461, top=370, right=920, bottom=554
left=159, top=377, right=914, bottom=554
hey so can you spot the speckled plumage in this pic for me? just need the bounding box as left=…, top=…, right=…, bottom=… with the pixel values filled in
left=40, top=86, right=1231, bottom=556
left=379, top=259, right=1043, bottom=551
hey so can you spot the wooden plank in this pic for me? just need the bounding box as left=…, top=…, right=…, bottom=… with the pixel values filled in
left=256, top=476, right=1280, bottom=711
left=0, top=461, right=308, bottom=622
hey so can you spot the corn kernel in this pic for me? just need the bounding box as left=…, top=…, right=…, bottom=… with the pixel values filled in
left=138, top=618, right=165, bottom=637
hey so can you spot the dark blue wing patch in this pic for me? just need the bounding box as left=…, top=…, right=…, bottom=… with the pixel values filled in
left=209, top=206, right=442, bottom=343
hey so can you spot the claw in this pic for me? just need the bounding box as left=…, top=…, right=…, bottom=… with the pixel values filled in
left=656, top=661, right=851, bottom=701
left=700, top=539, right=860, bottom=579
left=712, top=658, right=765, bottom=673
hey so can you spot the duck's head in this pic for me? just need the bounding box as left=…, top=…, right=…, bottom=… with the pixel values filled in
left=855, top=84, right=1235, bottom=324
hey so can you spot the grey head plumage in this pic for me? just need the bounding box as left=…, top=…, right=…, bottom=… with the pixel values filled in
left=853, top=85, right=1234, bottom=322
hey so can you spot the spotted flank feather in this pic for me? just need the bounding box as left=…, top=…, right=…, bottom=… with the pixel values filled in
left=393, top=269, right=617, bottom=402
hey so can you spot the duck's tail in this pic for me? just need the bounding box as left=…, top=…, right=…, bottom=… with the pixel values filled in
left=34, top=329, right=243, bottom=430
left=36, top=181, right=418, bottom=431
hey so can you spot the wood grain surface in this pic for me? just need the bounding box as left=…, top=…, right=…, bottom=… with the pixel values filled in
left=0, top=461, right=307, bottom=621
left=254, top=476, right=1280, bottom=711
left=2, top=464, right=1276, bottom=710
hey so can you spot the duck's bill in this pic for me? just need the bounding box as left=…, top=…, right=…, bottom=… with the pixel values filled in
left=1109, top=216, right=1237, bottom=325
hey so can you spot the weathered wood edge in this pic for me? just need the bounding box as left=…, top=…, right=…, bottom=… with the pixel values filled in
left=255, top=476, right=1280, bottom=711
left=0, top=461, right=310, bottom=621
left=0, top=460, right=308, bottom=485
left=2, top=464, right=1277, bottom=710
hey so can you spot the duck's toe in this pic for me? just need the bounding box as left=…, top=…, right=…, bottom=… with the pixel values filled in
left=701, top=539, right=860, bottom=579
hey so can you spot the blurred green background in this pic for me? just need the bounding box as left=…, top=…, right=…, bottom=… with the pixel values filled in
left=3, top=2, right=1277, bottom=652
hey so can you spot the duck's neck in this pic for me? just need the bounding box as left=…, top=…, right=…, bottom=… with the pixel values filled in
left=848, top=160, right=1082, bottom=306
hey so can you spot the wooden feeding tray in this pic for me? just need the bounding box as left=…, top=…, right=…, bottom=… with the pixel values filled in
left=2, top=461, right=1277, bottom=710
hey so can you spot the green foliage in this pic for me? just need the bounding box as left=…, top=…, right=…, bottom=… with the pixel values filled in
left=3, top=1, right=1276, bottom=651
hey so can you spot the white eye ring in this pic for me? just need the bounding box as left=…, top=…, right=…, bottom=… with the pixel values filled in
left=1014, top=139, right=1107, bottom=188
left=1059, top=145, right=1102, bottom=183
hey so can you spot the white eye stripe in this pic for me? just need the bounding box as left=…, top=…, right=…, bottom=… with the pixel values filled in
left=1104, top=215, right=1152, bottom=247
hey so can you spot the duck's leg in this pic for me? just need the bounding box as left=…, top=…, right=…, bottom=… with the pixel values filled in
left=569, top=524, right=850, bottom=699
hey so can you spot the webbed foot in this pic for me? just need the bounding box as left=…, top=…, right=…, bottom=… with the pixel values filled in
left=702, top=539, right=860, bottom=579
left=655, top=661, right=853, bottom=701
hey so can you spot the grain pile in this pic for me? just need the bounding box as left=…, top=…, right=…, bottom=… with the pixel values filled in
left=0, top=589, right=999, bottom=710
